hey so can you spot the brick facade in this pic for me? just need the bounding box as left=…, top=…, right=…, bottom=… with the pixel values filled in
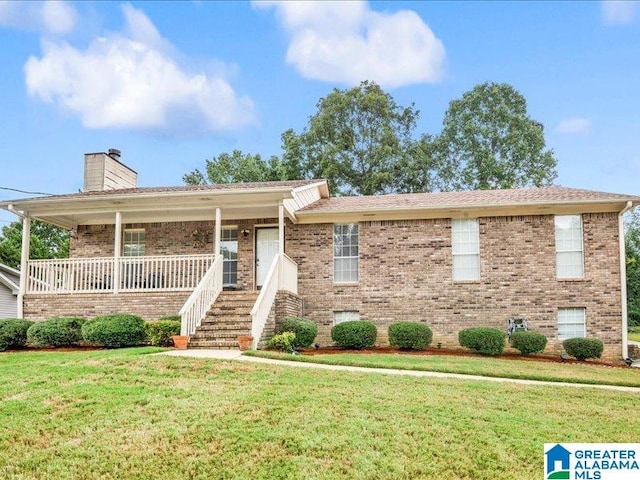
left=34, top=212, right=625, bottom=359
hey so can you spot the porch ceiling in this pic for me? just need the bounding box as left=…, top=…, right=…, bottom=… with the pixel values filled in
left=2, top=189, right=297, bottom=229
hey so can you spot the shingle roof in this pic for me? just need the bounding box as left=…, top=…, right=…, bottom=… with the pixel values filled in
left=1, top=180, right=322, bottom=203
left=298, top=186, right=639, bottom=214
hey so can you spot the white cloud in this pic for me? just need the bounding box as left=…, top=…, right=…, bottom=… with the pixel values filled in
left=254, top=0, right=445, bottom=88
left=0, top=0, right=76, bottom=35
left=557, top=118, right=591, bottom=135
left=602, top=0, right=637, bottom=25
left=24, top=4, right=256, bottom=136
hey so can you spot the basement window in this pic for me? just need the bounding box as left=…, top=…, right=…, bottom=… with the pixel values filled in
left=558, top=308, right=586, bottom=340
left=333, top=311, right=360, bottom=326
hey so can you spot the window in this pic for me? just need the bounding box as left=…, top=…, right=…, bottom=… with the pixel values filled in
left=334, top=224, right=359, bottom=283
left=221, top=228, right=238, bottom=286
left=123, top=229, right=145, bottom=257
left=452, top=219, right=480, bottom=281
left=558, top=308, right=586, bottom=340
left=555, top=215, right=584, bottom=278
left=334, top=311, right=360, bottom=325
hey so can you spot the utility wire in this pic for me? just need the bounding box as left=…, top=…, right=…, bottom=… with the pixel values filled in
left=0, top=186, right=54, bottom=196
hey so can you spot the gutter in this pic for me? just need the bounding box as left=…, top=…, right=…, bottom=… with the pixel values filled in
left=619, top=200, right=634, bottom=360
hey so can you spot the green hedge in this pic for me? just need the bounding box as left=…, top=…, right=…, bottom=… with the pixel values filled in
left=268, top=332, right=296, bottom=353
left=275, top=317, right=318, bottom=348
left=563, top=337, right=604, bottom=360
left=459, top=327, right=506, bottom=356
left=388, top=322, right=433, bottom=350
left=331, top=321, right=377, bottom=349
left=509, top=331, right=547, bottom=356
left=27, top=317, right=86, bottom=348
left=0, top=319, right=34, bottom=351
left=82, top=314, right=146, bottom=348
left=144, top=319, right=181, bottom=347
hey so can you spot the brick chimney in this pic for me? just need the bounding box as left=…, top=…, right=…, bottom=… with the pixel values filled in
left=83, top=149, right=137, bottom=192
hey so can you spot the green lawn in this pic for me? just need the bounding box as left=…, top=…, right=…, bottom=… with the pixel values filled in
left=1, top=348, right=639, bottom=480
left=629, top=328, right=640, bottom=343
left=245, top=350, right=640, bottom=388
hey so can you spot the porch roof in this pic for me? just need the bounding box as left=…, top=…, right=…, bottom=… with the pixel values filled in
left=0, top=180, right=329, bottom=229
left=296, top=186, right=640, bottom=222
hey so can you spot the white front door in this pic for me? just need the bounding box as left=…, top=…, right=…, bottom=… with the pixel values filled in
left=256, top=228, right=279, bottom=288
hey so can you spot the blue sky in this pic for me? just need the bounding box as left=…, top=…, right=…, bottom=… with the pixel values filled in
left=0, top=1, right=639, bottom=227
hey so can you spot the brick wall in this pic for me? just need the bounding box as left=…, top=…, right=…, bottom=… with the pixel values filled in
left=287, top=213, right=624, bottom=360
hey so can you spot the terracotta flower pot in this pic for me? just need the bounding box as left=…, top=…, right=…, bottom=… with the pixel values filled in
left=172, top=335, right=189, bottom=350
left=237, top=335, right=254, bottom=351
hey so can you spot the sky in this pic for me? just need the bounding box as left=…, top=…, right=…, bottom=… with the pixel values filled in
left=0, top=0, right=639, bottom=227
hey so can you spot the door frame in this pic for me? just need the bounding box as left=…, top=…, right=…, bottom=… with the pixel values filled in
left=254, top=225, right=280, bottom=290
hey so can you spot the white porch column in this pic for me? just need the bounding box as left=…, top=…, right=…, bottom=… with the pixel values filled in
left=214, top=207, right=222, bottom=257
left=113, top=212, right=122, bottom=294
left=278, top=202, right=285, bottom=255
left=17, top=215, right=31, bottom=318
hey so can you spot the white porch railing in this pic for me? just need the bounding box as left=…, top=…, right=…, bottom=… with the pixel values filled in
left=250, top=253, right=298, bottom=349
left=26, top=254, right=215, bottom=294
left=179, top=255, right=223, bottom=336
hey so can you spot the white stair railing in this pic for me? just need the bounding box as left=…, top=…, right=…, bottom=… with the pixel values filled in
left=250, top=253, right=298, bottom=349
left=179, top=255, right=223, bottom=336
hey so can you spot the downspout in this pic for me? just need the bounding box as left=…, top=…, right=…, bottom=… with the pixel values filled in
left=619, top=201, right=633, bottom=360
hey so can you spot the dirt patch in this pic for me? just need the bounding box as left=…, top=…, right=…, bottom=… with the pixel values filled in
left=297, top=346, right=628, bottom=368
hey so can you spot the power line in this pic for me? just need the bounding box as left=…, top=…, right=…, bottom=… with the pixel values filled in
left=0, top=186, right=54, bottom=196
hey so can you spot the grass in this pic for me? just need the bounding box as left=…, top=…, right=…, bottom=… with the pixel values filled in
left=245, top=350, right=640, bottom=388
left=1, top=348, right=639, bottom=480
left=629, top=327, right=640, bottom=342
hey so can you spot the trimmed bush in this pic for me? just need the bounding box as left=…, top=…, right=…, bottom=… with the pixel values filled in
left=275, top=317, right=318, bottom=348
left=0, top=318, right=34, bottom=351
left=509, top=331, right=547, bottom=355
left=388, top=322, right=433, bottom=350
left=331, top=321, right=377, bottom=349
left=82, top=314, right=146, bottom=348
left=145, top=319, right=181, bottom=347
left=458, top=327, right=506, bottom=356
left=563, top=337, right=604, bottom=360
left=27, top=317, right=86, bottom=348
left=268, top=332, right=296, bottom=352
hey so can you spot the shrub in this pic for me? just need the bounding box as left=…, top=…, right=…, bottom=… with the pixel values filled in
left=458, top=327, right=506, bottom=356
left=509, top=331, right=547, bottom=355
left=628, top=309, right=640, bottom=328
left=27, top=317, right=86, bottom=348
left=563, top=337, right=604, bottom=360
left=268, top=332, right=296, bottom=352
left=275, top=317, right=318, bottom=348
left=144, top=319, right=181, bottom=347
left=331, top=321, right=377, bottom=349
left=388, top=322, right=433, bottom=350
left=0, top=318, right=34, bottom=351
left=82, top=314, right=146, bottom=348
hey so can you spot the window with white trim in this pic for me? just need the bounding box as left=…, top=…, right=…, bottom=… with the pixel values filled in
left=334, top=224, right=359, bottom=283
left=452, top=219, right=480, bottom=281
left=221, top=228, right=238, bottom=286
left=333, top=311, right=360, bottom=325
left=555, top=215, right=584, bottom=278
left=558, top=308, right=586, bottom=340
left=123, top=229, right=145, bottom=257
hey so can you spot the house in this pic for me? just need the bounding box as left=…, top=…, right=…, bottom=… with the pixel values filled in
left=0, top=263, right=20, bottom=318
left=1, top=149, right=638, bottom=360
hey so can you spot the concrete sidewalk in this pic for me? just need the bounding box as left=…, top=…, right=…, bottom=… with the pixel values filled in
left=159, top=349, right=640, bottom=394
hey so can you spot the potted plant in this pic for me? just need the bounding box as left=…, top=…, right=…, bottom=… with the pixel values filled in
left=237, top=335, right=254, bottom=351
left=172, top=335, right=189, bottom=350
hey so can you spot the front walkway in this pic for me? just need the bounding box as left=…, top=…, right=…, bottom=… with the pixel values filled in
left=160, top=349, right=640, bottom=394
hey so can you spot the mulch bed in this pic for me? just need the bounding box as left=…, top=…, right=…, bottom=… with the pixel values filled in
left=297, top=346, right=630, bottom=368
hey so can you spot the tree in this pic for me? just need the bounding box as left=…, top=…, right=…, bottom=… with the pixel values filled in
left=183, top=150, right=286, bottom=185
left=282, top=81, right=426, bottom=196
left=434, top=82, right=557, bottom=191
left=0, top=220, right=69, bottom=269
left=626, top=209, right=640, bottom=327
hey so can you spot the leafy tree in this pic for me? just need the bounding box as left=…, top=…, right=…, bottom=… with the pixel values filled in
left=183, top=150, right=286, bottom=185
left=0, top=220, right=69, bottom=269
left=625, top=209, right=640, bottom=327
left=282, top=81, right=425, bottom=196
left=434, top=82, right=557, bottom=190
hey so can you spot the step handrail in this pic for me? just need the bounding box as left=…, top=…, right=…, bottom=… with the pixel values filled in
left=179, top=254, right=223, bottom=336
